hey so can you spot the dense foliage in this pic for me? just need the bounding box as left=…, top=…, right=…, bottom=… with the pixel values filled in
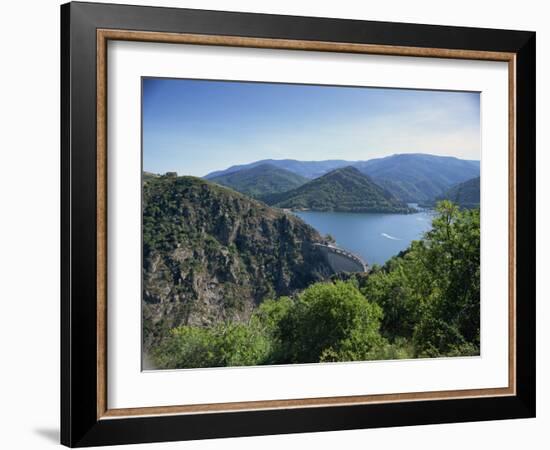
left=361, top=200, right=480, bottom=357
left=152, top=281, right=386, bottom=368
left=262, top=166, right=413, bottom=213
left=151, top=201, right=480, bottom=368
left=209, top=163, right=308, bottom=198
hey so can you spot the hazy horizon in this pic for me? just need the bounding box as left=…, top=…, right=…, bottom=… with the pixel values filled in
left=143, top=78, right=481, bottom=177
left=144, top=153, right=481, bottom=178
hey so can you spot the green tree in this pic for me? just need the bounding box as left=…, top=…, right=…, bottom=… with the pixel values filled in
left=278, top=281, right=386, bottom=363
left=251, top=296, right=294, bottom=364
left=412, top=201, right=480, bottom=356
left=362, top=201, right=480, bottom=358
left=361, top=260, right=420, bottom=340
left=152, top=321, right=271, bottom=369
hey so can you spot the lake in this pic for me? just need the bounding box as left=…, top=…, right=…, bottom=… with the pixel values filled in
left=294, top=207, right=434, bottom=266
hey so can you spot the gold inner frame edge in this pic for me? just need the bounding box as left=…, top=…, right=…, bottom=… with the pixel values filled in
left=96, top=29, right=517, bottom=420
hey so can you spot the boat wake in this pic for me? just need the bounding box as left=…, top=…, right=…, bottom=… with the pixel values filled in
left=381, top=233, right=401, bottom=241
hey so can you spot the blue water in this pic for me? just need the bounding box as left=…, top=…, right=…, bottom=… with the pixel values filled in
left=294, top=207, right=433, bottom=266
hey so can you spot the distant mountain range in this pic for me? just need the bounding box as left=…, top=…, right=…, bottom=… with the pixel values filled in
left=261, top=166, right=412, bottom=214
left=353, top=154, right=480, bottom=202
left=208, top=163, right=308, bottom=199
left=205, top=159, right=352, bottom=180
left=204, top=154, right=480, bottom=203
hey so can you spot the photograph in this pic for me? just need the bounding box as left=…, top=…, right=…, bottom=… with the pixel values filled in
left=141, top=78, right=481, bottom=370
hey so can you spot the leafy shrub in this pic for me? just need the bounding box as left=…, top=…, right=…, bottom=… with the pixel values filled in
left=278, top=281, right=385, bottom=363
left=153, top=322, right=271, bottom=369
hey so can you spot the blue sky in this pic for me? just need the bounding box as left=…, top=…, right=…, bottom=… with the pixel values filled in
left=143, top=78, right=480, bottom=177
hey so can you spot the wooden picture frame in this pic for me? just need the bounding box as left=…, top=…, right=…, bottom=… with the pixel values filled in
left=61, top=1, right=535, bottom=447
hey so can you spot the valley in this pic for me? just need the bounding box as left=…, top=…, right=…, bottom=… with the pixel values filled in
left=143, top=153, right=481, bottom=366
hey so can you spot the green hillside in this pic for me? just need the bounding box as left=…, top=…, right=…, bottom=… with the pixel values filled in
left=208, top=163, right=308, bottom=198
left=204, top=154, right=481, bottom=203
left=143, top=171, right=160, bottom=181
left=205, top=159, right=352, bottom=180
left=436, top=176, right=480, bottom=208
left=262, top=166, right=413, bottom=213
left=355, top=154, right=480, bottom=202
left=142, top=175, right=333, bottom=350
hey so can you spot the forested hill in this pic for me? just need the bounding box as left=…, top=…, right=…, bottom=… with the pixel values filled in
left=204, top=154, right=480, bottom=203
left=204, top=158, right=351, bottom=180
left=435, top=176, right=480, bottom=208
left=262, top=166, right=413, bottom=213
left=142, top=175, right=333, bottom=348
left=354, top=154, right=480, bottom=202
left=208, top=163, right=308, bottom=198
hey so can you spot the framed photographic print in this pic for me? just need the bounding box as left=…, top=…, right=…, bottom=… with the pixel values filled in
left=61, top=1, right=536, bottom=447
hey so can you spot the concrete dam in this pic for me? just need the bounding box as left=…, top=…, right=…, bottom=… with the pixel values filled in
left=314, top=243, right=368, bottom=273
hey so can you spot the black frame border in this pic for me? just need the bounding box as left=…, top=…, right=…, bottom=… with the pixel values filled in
left=61, top=2, right=536, bottom=447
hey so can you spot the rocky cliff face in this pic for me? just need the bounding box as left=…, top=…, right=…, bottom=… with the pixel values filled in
left=142, top=175, right=333, bottom=348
